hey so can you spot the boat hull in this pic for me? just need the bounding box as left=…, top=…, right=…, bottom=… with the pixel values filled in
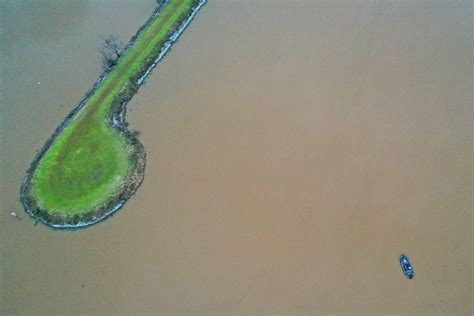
left=400, top=254, right=415, bottom=279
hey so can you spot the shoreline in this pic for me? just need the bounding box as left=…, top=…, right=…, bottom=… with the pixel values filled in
left=20, top=0, right=207, bottom=229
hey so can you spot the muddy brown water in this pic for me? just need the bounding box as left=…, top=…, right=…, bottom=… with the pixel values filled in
left=1, top=0, right=472, bottom=314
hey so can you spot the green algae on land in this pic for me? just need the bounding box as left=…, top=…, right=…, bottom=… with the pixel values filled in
left=20, top=0, right=206, bottom=228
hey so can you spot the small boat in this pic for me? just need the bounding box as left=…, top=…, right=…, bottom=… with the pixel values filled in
left=400, top=254, right=415, bottom=279
left=9, top=211, right=21, bottom=220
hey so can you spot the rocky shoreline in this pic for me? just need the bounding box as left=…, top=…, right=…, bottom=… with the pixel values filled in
left=20, top=0, right=207, bottom=229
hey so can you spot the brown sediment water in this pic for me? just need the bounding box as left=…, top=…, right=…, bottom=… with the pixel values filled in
left=1, top=0, right=472, bottom=314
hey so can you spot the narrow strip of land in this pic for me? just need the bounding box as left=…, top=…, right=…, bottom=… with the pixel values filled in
left=21, top=0, right=206, bottom=228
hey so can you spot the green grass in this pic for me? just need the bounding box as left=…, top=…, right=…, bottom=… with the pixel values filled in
left=30, top=0, right=197, bottom=214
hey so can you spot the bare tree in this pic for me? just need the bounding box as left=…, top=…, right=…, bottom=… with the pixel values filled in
left=99, top=35, right=124, bottom=68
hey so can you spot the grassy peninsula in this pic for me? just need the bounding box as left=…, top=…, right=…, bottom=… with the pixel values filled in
left=21, top=0, right=206, bottom=228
